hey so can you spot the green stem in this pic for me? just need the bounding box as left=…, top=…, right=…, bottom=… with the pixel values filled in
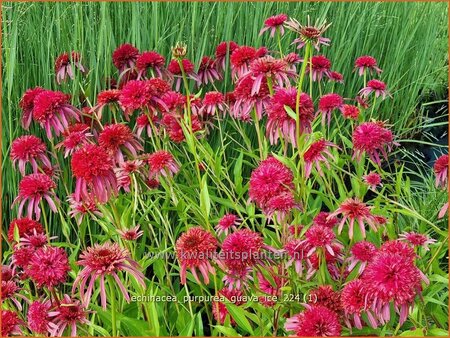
left=108, top=276, right=118, bottom=336
left=295, top=43, right=311, bottom=152
left=276, top=28, right=284, bottom=58
left=251, top=108, right=265, bottom=160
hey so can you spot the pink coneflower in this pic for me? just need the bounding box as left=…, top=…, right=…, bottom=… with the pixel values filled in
left=19, top=87, right=45, bottom=130
left=347, top=241, right=378, bottom=275
left=328, top=71, right=344, bottom=83
left=98, top=123, right=142, bottom=163
left=359, top=79, right=391, bottom=100
left=438, top=202, right=448, bottom=219
left=379, top=240, right=416, bottom=262
left=13, top=173, right=58, bottom=220
left=288, top=224, right=304, bottom=237
left=215, top=41, right=239, bottom=72
left=47, top=294, right=90, bottom=337
left=28, top=300, right=52, bottom=334
left=168, top=59, right=198, bottom=91
left=1, top=310, right=22, bottom=336
left=257, top=268, right=284, bottom=307
left=200, top=91, right=226, bottom=116
left=308, top=55, right=331, bottom=81
left=243, top=56, right=295, bottom=94
left=342, top=104, right=360, bottom=120
left=329, top=198, right=377, bottom=239
left=12, top=245, right=35, bottom=270
left=2, top=265, right=15, bottom=281
left=73, top=242, right=145, bottom=309
left=285, top=305, right=341, bottom=336
left=352, top=121, right=397, bottom=166
left=136, top=51, right=168, bottom=79
left=354, top=55, right=382, bottom=76
left=71, top=144, right=117, bottom=203
left=230, top=46, right=258, bottom=79
left=32, top=90, right=80, bottom=139
left=363, top=172, right=382, bottom=190
left=222, top=266, right=254, bottom=290
left=266, top=88, right=314, bottom=145
left=26, top=246, right=70, bottom=289
left=231, top=76, right=271, bottom=121
left=434, top=154, right=448, bottom=188
left=308, top=285, right=342, bottom=314
left=10, top=135, right=51, bottom=176
left=249, top=157, right=294, bottom=209
left=115, top=159, right=144, bottom=190
left=284, top=239, right=310, bottom=276
left=317, top=93, right=344, bottom=127
left=147, top=150, right=179, bottom=179
left=399, top=232, right=436, bottom=251
left=135, top=113, right=158, bottom=137
left=196, top=56, right=221, bottom=86
left=68, top=193, right=102, bottom=226
left=283, top=52, right=302, bottom=72
left=117, top=225, right=144, bottom=241
left=341, top=279, right=377, bottom=329
left=307, top=244, right=343, bottom=280
left=56, top=123, right=93, bottom=157
left=216, top=213, right=240, bottom=236
left=175, top=227, right=217, bottom=285
left=303, top=138, right=338, bottom=178
left=7, top=218, right=44, bottom=242
left=305, top=225, right=341, bottom=257
left=259, top=14, right=288, bottom=37
left=93, top=89, right=121, bottom=120
left=112, top=43, right=139, bottom=74
left=55, top=51, right=86, bottom=84
left=161, top=113, right=203, bottom=143
left=285, top=17, right=331, bottom=51
left=264, top=192, right=298, bottom=222
left=363, top=252, right=422, bottom=325
left=212, top=288, right=244, bottom=325
left=313, top=211, right=339, bottom=228
left=20, top=230, right=54, bottom=248
left=1, top=280, right=27, bottom=310
left=161, top=91, right=186, bottom=112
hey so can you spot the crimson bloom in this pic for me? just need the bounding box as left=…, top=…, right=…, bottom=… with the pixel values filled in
left=308, top=285, right=342, bottom=314
left=7, top=218, right=44, bottom=242
left=216, top=213, right=240, bottom=236
left=434, top=154, right=448, bottom=188
left=47, top=294, right=90, bottom=337
left=347, top=241, right=378, bottom=275
left=285, top=18, right=331, bottom=51
left=359, top=79, right=391, bottom=100
left=73, top=242, right=145, bottom=309
left=1, top=310, right=22, bottom=336
left=68, top=193, right=102, bottom=225
left=264, top=191, right=298, bottom=222
left=354, top=55, right=382, bottom=76
left=93, top=89, right=121, bottom=120
left=200, top=91, right=226, bottom=116
left=231, top=76, right=271, bottom=121
left=98, top=123, right=142, bottom=164
left=230, top=45, right=258, bottom=79
left=147, top=150, right=179, bottom=179
left=32, top=90, right=80, bottom=139
left=259, top=14, right=288, bottom=37
left=284, top=239, right=310, bottom=276
left=135, top=113, right=158, bottom=138
left=55, top=51, right=86, bottom=84
left=117, top=225, right=144, bottom=241
left=303, top=138, right=338, bottom=178
left=215, top=41, right=239, bottom=72
left=55, top=123, right=93, bottom=157
left=168, top=59, right=198, bottom=91
left=285, top=305, right=341, bottom=336
left=313, top=211, right=339, bottom=228
left=317, top=93, right=344, bottom=127
left=399, top=232, right=436, bottom=251
left=364, top=172, right=382, bottom=190
left=341, top=279, right=377, bottom=329
left=212, top=288, right=245, bottom=325
left=28, top=300, right=52, bottom=334
left=10, top=135, right=51, bottom=176
left=342, top=104, right=360, bottom=120
left=112, top=43, right=139, bottom=73
left=308, top=55, right=331, bottom=81
left=328, top=71, right=344, bottom=83
left=19, top=87, right=45, bottom=130
left=175, top=227, right=218, bottom=285
left=304, top=225, right=342, bottom=257
left=13, top=173, right=58, bottom=221
left=162, top=112, right=203, bottom=143
left=196, top=56, right=221, bottom=86
left=136, top=51, right=168, bottom=79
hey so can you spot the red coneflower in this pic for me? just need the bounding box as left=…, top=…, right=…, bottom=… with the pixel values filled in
left=230, top=45, right=258, bottom=79
left=285, top=17, right=331, bottom=51
left=216, top=213, right=240, bottom=236
left=56, top=123, right=93, bottom=158
left=11, top=135, right=51, bottom=176
left=342, top=104, right=360, bottom=120
left=196, top=56, right=221, bottom=86
left=32, top=90, right=80, bottom=139
left=328, top=198, right=377, bottom=240
left=112, top=43, right=139, bottom=74
left=283, top=52, right=302, bottom=72
left=20, top=230, right=54, bottom=248
left=114, top=159, right=145, bottom=192
left=200, top=91, right=226, bottom=116
left=7, top=218, right=44, bottom=242
left=304, top=225, right=342, bottom=257
left=167, top=59, right=198, bottom=91
left=379, top=240, right=416, bottom=262
left=93, top=89, right=121, bottom=120
left=1, top=280, right=27, bottom=311
left=47, top=294, right=90, bottom=337
left=308, top=285, right=342, bottom=314
left=13, top=173, right=58, bottom=221
left=27, top=300, right=52, bottom=334
left=354, top=55, right=382, bottom=76
left=317, top=93, right=344, bottom=127
left=399, top=232, right=436, bottom=251
left=434, top=154, right=448, bottom=188
left=68, top=193, right=102, bottom=226
left=257, top=268, right=285, bottom=307
left=12, top=245, right=35, bottom=270
left=117, top=225, right=144, bottom=241
left=175, top=227, right=218, bottom=285
left=359, top=79, right=391, bottom=100
left=26, top=246, right=70, bottom=289
left=303, top=138, right=338, bottom=178
left=147, top=150, right=179, bottom=179
left=161, top=113, right=203, bottom=143
left=249, top=157, right=294, bottom=210
left=55, top=51, right=86, bottom=85
left=264, top=192, right=298, bottom=223
left=341, top=279, right=377, bottom=329
left=364, top=172, right=382, bottom=190
left=313, top=211, right=339, bottom=228
left=352, top=121, right=397, bottom=166
left=222, top=266, right=254, bottom=290
left=98, top=123, right=142, bottom=164
left=215, top=41, right=239, bottom=72
left=19, top=87, right=45, bottom=130
left=212, top=288, right=245, bottom=325
left=71, top=144, right=117, bottom=203
left=285, top=305, right=341, bottom=336
left=73, top=242, right=145, bottom=309
left=1, top=310, right=22, bottom=336
left=231, top=76, right=271, bottom=121
left=266, top=88, right=314, bottom=145
left=259, top=14, right=288, bottom=37
left=306, top=244, right=343, bottom=280
left=288, top=224, right=304, bottom=237
left=347, top=241, right=378, bottom=275
left=308, top=55, right=331, bottom=81
left=135, top=113, right=158, bottom=138
left=284, top=239, right=311, bottom=276
left=136, top=51, right=168, bottom=79
left=328, top=71, right=344, bottom=83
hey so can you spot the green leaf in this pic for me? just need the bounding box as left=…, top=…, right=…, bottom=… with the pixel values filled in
left=284, top=105, right=298, bottom=121
left=399, top=328, right=425, bottom=336
left=214, top=325, right=241, bottom=337
left=225, top=303, right=254, bottom=335
left=200, top=174, right=211, bottom=219
left=427, top=328, right=449, bottom=336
